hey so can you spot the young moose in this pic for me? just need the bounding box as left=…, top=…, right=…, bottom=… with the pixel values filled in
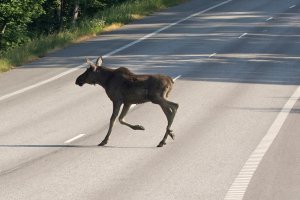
left=75, top=56, right=178, bottom=147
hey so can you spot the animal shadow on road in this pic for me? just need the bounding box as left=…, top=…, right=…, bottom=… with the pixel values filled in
left=0, top=144, right=157, bottom=149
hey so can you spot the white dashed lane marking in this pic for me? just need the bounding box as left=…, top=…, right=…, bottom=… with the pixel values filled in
left=266, top=17, right=273, bottom=21
left=64, top=134, right=86, bottom=144
left=238, top=33, right=248, bottom=39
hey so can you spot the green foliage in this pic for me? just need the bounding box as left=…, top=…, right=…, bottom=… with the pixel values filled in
left=99, top=0, right=177, bottom=25
left=0, top=0, right=45, bottom=51
left=0, top=0, right=186, bottom=72
left=0, top=58, right=10, bottom=72
left=28, top=0, right=127, bottom=35
left=28, top=0, right=60, bottom=35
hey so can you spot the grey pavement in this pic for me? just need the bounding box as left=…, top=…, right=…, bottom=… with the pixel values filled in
left=0, top=0, right=300, bottom=199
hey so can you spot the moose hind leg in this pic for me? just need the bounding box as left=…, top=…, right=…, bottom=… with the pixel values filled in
left=157, top=104, right=176, bottom=147
left=166, top=100, right=179, bottom=115
left=119, top=104, right=145, bottom=130
left=98, top=102, right=121, bottom=146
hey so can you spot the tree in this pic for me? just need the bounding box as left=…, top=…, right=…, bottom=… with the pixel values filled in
left=0, top=0, right=129, bottom=53
left=0, top=0, right=45, bottom=52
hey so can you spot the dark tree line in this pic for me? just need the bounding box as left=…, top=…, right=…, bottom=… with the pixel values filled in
left=0, top=0, right=127, bottom=53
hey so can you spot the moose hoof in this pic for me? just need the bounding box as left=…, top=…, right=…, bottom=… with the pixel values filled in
left=167, top=130, right=175, bottom=140
left=98, top=140, right=107, bottom=146
left=133, top=125, right=145, bottom=130
left=157, top=141, right=166, bottom=147
left=169, top=133, right=175, bottom=140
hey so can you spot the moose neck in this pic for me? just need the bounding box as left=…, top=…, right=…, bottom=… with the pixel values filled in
left=95, top=66, right=114, bottom=88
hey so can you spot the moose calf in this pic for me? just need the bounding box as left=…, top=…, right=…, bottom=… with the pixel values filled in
left=75, top=56, right=178, bottom=147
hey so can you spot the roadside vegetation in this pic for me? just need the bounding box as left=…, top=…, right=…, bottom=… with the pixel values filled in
left=0, top=0, right=186, bottom=73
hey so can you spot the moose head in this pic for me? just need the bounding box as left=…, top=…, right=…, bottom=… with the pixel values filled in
left=75, top=57, right=103, bottom=86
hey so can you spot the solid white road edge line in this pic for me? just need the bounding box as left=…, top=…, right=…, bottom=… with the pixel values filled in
left=224, top=85, right=300, bottom=200
left=0, top=66, right=84, bottom=102
left=0, top=0, right=232, bottom=103
left=64, top=134, right=86, bottom=144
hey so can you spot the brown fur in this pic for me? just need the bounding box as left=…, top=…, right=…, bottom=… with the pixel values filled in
left=75, top=56, right=178, bottom=147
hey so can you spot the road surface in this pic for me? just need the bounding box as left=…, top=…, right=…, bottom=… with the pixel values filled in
left=0, top=0, right=300, bottom=199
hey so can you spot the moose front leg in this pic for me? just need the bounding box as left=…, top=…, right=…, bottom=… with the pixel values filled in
left=98, top=102, right=121, bottom=146
left=119, top=104, right=145, bottom=131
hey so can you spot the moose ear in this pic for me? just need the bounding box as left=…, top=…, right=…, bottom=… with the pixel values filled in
left=86, top=58, right=98, bottom=71
left=96, top=56, right=103, bottom=66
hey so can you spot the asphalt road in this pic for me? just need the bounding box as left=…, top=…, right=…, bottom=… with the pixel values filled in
left=1, top=0, right=300, bottom=199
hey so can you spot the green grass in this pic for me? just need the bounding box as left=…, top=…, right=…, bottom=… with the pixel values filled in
left=0, top=59, right=10, bottom=72
left=0, top=0, right=187, bottom=73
